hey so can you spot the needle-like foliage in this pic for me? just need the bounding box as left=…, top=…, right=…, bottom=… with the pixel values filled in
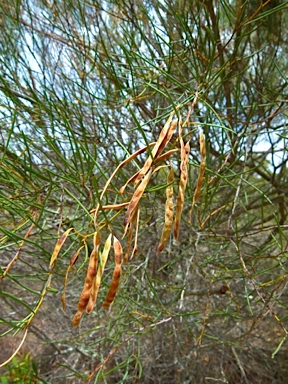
left=1, top=1, right=288, bottom=382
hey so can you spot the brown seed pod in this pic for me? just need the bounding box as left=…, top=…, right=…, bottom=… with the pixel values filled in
left=155, top=120, right=178, bottom=158
left=90, top=202, right=129, bottom=213
left=102, top=236, right=123, bottom=309
left=93, top=143, right=156, bottom=219
left=1, top=210, right=38, bottom=281
left=124, top=204, right=139, bottom=263
left=199, top=130, right=206, bottom=159
left=86, top=233, right=112, bottom=314
left=72, top=231, right=100, bottom=327
left=102, top=266, right=121, bottom=309
left=123, top=169, right=152, bottom=231
left=113, top=236, right=123, bottom=266
left=62, top=245, right=84, bottom=311
left=120, top=170, right=141, bottom=195
left=72, top=312, right=82, bottom=329
left=190, top=130, right=206, bottom=218
left=130, top=206, right=140, bottom=260
left=157, top=167, right=174, bottom=253
left=72, top=253, right=97, bottom=327
left=174, top=141, right=190, bottom=240
left=49, top=228, right=74, bottom=269
left=193, top=161, right=205, bottom=204
left=133, top=111, right=177, bottom=187
left=154, top=148, right=179, bottom=164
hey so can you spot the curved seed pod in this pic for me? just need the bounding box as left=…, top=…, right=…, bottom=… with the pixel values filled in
left=93, top=143, right=156, bottom=219
left=133, top=110, right=177, bottom=187
left=157, top=167, right=174, bottom=253
left=72, top=231, right=100, bottom=327
left=90, top=202, right=129, bottom=213
left=86, top=233, right=112, bottom=314
left=49, top=228, right=74, bottom=269
left=154, top=148, right=179, bottom=164
left=113, top=236, right=123, bottom=265
left=155, top=120, right=178, bottom=157
left=62, top=245, right=84, bottom=311
left=123, top=169, right=152, bottom=232
left=124, top=228, right=133, bottom=263
left=124, top=204, right=139, bottom=262
left=71, top=312, right=82, bottom=329
left=130, top=206, right=140, bottom=260
left=174, top=141, right=190, bottom=240
left=199, top=130, right=206, bottom=160
left=72, top=252, right=97, bottom=327
left=103, top=236, right=123, bottom=309
left=190, top=130, right=206, bottom=218
left=120, top=170, right=141, bottom=195
left=193, top=161, right=205, bottom=205
left=102, top=267, right=121, bottom=309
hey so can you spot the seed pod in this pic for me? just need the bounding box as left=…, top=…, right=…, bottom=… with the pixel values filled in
left=133, top=111, right=177, bottom=186
left=157, top=167, right=174, bottom=253
left=86, top=233, right=112, bottom=314
left=113, top=236, right=123, bottom=265
left=103, top=237, right=123, bottom=309
left=1, top=212, right=37, bottom=280
left=156, top=120, right=178, bottom=157
left=190, top=130, right=206, bottom=217
left=50, top=228, right=74, bottom=268
left=62, top=246, right=84, bottom=311
left=199, top=130, right=206, bottom=160
left=174, top=141, right=190, bottom=240
left=120, top=170, right=141, bottom=195
left=72, top=231, right=100, bottom=327
left=130, top=206, right=140, bottom=260
left=72, top=253, right=97, bottom=327
left=90, top=202, right=129, bottom=213
left=192, top=161, right=205, bottom=205
left=124, top=204, right=139, bottom=262
left=123, top=169, right=152, bottom=233
left=93, top=143, right=156, bottom=219
left=102, top=266, right=121, bottom=309
left=154, top=148, right=179, bottom=164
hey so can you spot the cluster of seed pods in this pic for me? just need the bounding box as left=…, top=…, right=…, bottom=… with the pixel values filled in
left=50, top=102, right=206, bottom=327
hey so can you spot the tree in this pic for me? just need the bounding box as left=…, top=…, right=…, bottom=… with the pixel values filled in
left=1, top=1, right=288, bottom=383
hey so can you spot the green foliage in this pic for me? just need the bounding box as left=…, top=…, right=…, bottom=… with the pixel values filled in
left=0, top=354, right=40, bottom=384
left=1, top=0, right=288, bottom=382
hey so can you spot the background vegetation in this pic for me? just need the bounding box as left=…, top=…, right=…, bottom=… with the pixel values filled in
left=1, top=0, right=288, bottom=383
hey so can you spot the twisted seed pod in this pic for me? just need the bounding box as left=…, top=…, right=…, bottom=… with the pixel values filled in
left=86, top=233, right=112, bottom=314
left=124, top=204, right=139, bottom=263
left=102, top=267, right=121, bottom=309
left=93, top=143, right=156, bottom=218
left=155, top=120, right=178, bottom=157
left=103, top=236, right=123, bottom=309
left=157, top=167, right=174, bottom=253
left=191, top=130, right=206, bottom=215
left=130, top=206, right=140, bottom=260
left=193, top=161, right=205, bottom=204
left=133, top=111, right=176, bottom=186
left=123, top=169, right=152, bottom=232
left=199, top=130, right=206, bottom=159
left=62, top=246, right=84, bottom=311
left=174, top=141, right=190, bottom=240
left=72, top=231, right=100, bottom=327
left=49, top=228, right=74, bottom=269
